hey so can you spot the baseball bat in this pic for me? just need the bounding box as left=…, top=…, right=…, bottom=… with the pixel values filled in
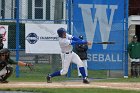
left=92, top=41, right=115, bottom=44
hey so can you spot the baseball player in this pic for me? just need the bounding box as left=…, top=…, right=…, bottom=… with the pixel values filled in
left=47, top=28, right=91, bottom=84
left=74, top=35, right=88, bottom=77
left=0, top=48, right=33, bottom=83
left=128, top=35, right=140, bottom=77
left=0, top=34, right=4, bottom=50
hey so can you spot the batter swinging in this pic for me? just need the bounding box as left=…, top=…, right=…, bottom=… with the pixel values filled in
left=47, top=28, right=91, bottom=84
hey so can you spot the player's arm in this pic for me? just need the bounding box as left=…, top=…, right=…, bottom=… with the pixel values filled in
left=66, top=33, right=81, bottom=41
left=8, top=58, right=33, bottom=66
left=18, top=61, right=34, bottom=71
left=70, top=40, right=91, bottom=45
left=8, top=58, right=18, bottom=64
left=71, top=35, right=91, bottom=45
left=128, top=43, right=132, bottom=54
left=18, top=61, right=28, bottom=66
left=72, top=36, right=81, bottom=41
left=128, top=43, right=133, bottom=58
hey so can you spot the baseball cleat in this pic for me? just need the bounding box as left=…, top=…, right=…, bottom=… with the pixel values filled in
left=46, top=74, right=52, bottom=83
left=78, top=76, right=82, bottom=78
left=83, top=77, right=90, bottom=84
left=0, top=80, right=9, bottom=83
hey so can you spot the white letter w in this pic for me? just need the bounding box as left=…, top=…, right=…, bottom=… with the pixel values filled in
left=79, top=4, right=118, bottom=49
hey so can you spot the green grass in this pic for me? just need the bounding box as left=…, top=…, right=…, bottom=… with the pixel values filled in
left=3, top=63, right=140, bottom=93
left=0, top=88, right=140, bottom=93
left=9, top=63, right=68, bottom=82
left=9, top=63, right=108, bottom=82
left=8, top=63, right=140, bottom=82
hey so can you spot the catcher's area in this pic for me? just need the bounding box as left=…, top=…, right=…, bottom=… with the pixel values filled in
left=0, top=81, right=140, bottom=91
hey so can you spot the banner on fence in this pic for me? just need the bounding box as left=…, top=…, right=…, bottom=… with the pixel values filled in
left=25, top=23, right=67, bottom=54
left=0, top=25, right=8, bottom=48
left=73, top=0, right=125, bottom=69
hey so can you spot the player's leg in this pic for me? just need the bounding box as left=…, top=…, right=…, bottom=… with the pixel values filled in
left=138, top=62, right=140, bottom=77
left=2, top=67, right=13, bottom=82
left=72, top=52, right=89, bottom=84
left=47, top=53, right=72, bottom=83
left=83, top=60, right=88, bottom=77
left=135, top=62, right=138, bottom=77
left=77, top=64, right=82, bottom=77
left=131, top=62, right=134, bottom=77
left=133, top=62, right=137, bottom=77
left=77, top=60, right=88, bottom=77
left=72, top=52, right=86, bottom=77
left=0, top=66, right=13, bottom=83
left=0, top=67, right=7, bottom=82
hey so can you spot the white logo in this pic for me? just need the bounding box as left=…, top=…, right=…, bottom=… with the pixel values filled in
left=79, top=4, right=118, bottom=49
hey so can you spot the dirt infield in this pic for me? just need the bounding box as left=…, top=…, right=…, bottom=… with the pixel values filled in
left=0, top=81, right=140, bottom=91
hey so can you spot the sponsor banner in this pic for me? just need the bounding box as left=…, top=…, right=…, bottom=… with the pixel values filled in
left=0, top=25, right=8, bottom=48
left=73, top=0, right=125, bottom=69
left=25, top=24, right=67, bottom=54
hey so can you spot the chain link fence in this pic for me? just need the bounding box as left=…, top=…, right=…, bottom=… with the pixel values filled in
left=0, top=0, right=68, bottom=79
left=0, top=0, right=125, bottom=80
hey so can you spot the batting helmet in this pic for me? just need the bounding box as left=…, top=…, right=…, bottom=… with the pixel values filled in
left=0, top=48, right=10, bottom=54
left=79, top=35, right=83, bottom=39
left=0, top=48, right=10, bottom=59
left=57, top=28, right=66, bottom=37
left=133, top=35, right=137, bottom=39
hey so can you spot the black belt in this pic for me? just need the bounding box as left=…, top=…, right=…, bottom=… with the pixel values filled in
left=63, top=51, right=72, bottom=54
